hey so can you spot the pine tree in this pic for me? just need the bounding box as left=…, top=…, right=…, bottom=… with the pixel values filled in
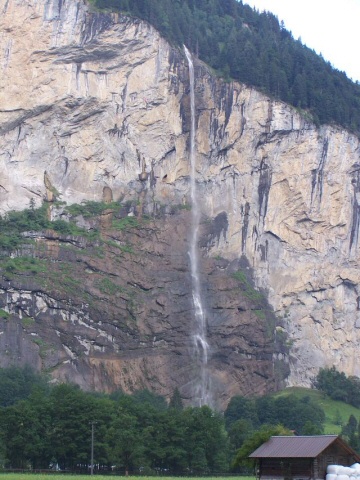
left=169, top=388, right=183, bottom=410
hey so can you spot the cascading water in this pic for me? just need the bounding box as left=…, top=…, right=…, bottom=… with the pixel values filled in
left=184, top=46, right=212, bottom=407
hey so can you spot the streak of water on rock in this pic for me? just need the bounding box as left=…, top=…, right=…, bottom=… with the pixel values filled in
left=184, top=45, right=212, bottom=407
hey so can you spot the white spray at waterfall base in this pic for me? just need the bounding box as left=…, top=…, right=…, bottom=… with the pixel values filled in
left=184, top=45, right=212, bottom=407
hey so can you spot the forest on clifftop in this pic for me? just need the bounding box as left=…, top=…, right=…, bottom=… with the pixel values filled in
left=91, top=0, right=360, bottom=136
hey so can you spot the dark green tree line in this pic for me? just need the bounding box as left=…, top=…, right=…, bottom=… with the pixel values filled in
left=91, top=0, right=360, bottom=136
left=315, top=366, right=360, bottom=408
left=0, top=366, right=343, bottom=473
left=0, top=370, right=229, bottom=473
left=225, top=393, right=325, bottom=434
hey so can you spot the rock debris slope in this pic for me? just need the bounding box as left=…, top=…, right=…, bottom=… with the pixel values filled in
left=1, top=0, right=360, bottom=403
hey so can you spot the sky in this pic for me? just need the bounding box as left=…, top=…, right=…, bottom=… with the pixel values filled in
left=244, top=0, right=360, bottom=83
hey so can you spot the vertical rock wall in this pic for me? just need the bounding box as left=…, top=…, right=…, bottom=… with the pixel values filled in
left=1, top=0, right=360, bottom=390
left=191, top=67, right=360, bottom=384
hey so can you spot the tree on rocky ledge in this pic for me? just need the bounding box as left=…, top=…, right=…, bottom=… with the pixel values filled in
left=169, top=387, right=183, bottom=410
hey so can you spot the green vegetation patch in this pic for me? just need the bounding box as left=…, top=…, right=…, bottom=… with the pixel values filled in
left=21, top=315, right=35, bottom=327
left=273, top=386, right=360, bottom=434
left=0, top=200, right=147, bottom=258
left=253, top=309, right=266, bottom=319
left=2, top=256, right=48, bottom=275
left=31, top=337, right=49, bottom=359
left=48, top=266, right=81, bottom=294
left=0, top=308, right=9, bottom=319
left=96, top=277, right=119, bottom=295
left=112, top=216, right=139, bottom=230
left=0, top=202, right=101, bottom=255
left=0, top=203, right=49, bottom=252
left=120, top=243, right=134, bottom=253
left=66, top=200, right=120, bottom=218
left=232, top=269, right=264, bottom=302
left=0, top=476, right=257, bottom=480
left=51, top=219, right=99, bottom=239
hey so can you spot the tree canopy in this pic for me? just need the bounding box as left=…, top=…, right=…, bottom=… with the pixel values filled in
left=315, top=366, right=360, bottom=408
left=0, top=368, right=229, bottom=473
left=232, top=424, right=293, bottom=469
left=91, top=0, right=360, bottom=136
left=224, top=392, right=325, bottom=434
left=1, top=366, right=355, bottom=473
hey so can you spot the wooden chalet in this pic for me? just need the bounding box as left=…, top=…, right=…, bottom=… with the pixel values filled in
left=249, top=435, right=360, bottom=480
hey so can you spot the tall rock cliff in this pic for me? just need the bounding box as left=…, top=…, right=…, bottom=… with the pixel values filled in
left=1, top=0, right=360, bottom=405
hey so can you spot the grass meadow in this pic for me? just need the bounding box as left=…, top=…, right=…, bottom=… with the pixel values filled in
left=0, top=476, right=256, bottom=480
left=273, top=387, right=360, bottom=434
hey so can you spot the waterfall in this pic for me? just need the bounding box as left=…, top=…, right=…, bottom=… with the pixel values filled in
left=184, top=46, right=212, bottom=407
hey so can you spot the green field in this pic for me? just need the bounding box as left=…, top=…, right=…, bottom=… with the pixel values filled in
left=0, top=476, right=256, bottom=480
left=274, top=387, right=360, bottom=434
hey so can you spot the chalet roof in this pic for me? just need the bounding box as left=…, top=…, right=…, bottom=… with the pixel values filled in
left=249, top=435, right=360, bottom=460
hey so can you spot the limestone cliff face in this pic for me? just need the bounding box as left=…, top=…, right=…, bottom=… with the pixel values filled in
left=1, top=0, right=360, bottom=402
